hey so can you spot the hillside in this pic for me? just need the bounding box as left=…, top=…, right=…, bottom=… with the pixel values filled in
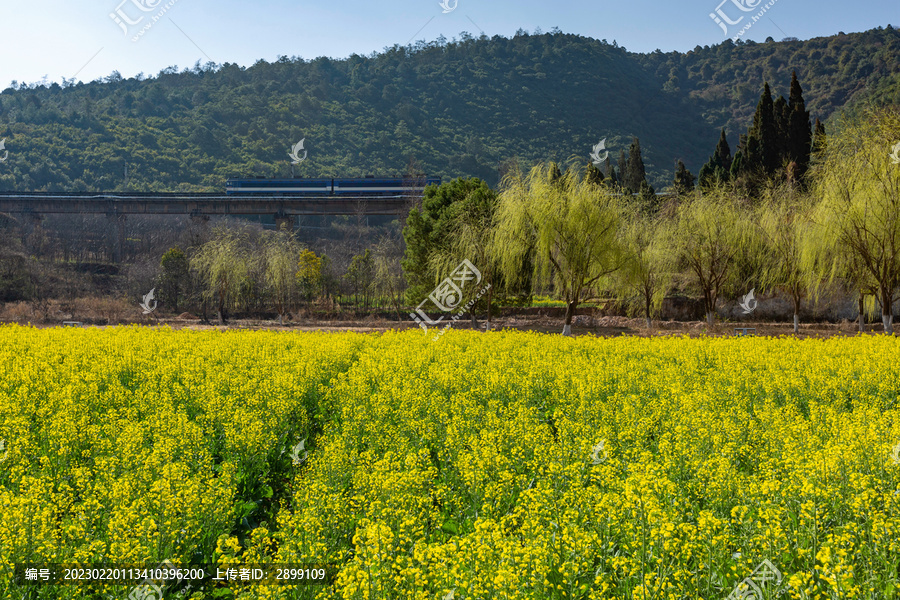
left=0, top=26, right=897, bottom=192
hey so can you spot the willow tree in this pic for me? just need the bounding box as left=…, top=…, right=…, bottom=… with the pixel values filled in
left=670, top=187, right=747, bottom=327
left=808, top=108, right=900, bottom=333
left=494, top=163, right=627, bottom=336
left=191, top=226, right=251, bottom=325
left=261, top=226, right=303, bottom=325
left=755, top=187, right=813, bottom=333
left=614, top=210, right=673, bottom=329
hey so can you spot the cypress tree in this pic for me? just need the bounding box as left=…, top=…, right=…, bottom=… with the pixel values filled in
left=747, top=82, right=779, bottom=176
left=606, top=156, right=619, bottom=187
left=787, top=71, right=812, bottom=181
left=699, top=129, right=733, bottom=187
left=698, top=162, right=715, bottom=188
left=673, top=160, right=695, bottom=195
left=730, top=133, right=748, bottom=180
left=714, top=129, right=733, bottom=174
left=625, top=137, right=647, bottom=193
left=729, top=151, right=744, bottom=180
left=774, top=95, right=790, bottom=169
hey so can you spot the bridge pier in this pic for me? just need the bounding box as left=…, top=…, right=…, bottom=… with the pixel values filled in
left=107, top=214, right=126, bottom=263
left=26, top=213, right=45, bottom=254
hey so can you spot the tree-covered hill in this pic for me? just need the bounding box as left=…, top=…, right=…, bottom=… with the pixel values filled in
left=0, top=26, right=897, bottom=192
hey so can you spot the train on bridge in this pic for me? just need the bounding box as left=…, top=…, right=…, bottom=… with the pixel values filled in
left=225, top=176, right=441, bottom=196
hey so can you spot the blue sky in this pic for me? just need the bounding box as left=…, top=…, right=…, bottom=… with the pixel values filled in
left=1, top=0, right=897, bottom=88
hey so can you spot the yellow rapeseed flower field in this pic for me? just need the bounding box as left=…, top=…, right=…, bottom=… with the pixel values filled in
left=1, top=325, right=900, bottom=599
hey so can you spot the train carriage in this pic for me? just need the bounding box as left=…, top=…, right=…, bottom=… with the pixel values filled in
left=225, top=176, right=441, bottom=196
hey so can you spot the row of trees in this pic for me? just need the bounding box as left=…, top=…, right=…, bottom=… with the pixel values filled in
left=154, top=225, right=409, bottom=325
left=697, top=72, right=823, bottom=191
left=404, top=108, right=900, bottom=334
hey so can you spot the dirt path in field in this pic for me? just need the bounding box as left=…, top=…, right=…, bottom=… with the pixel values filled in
left=40, top=314, right=884, bottom=338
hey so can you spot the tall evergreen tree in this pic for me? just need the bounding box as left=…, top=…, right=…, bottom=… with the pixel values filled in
left=698, top=129, right=732, bottom=187
left=605, top=156, right=619, bottom=188
left=747, top=82, right=779, bottom=176
left=730, top=133, right=748, bottom=180
left=714, top=129, right=733, bottom=174
left=774, top=95, right=790, bottom=169
left=625, top=137, right=647, bottom=193
left=787, top=71, right=813, bottom=181
left=673, top=160, right=695, bottom=196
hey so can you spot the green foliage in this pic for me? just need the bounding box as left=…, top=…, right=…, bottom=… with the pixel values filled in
left=806, top=107, right=900, bottom=331
left=494, top=163, right=627, bottom=334
left=159, top=246, right=190, bottom=313
left=699, top=129, right=732, bottom=188
left=0, top=29, right=896, bottom=192
left=748, top=82, right=780, bottom=176
left=402, top=177, right=495, bottom=303
left=673, top=160, right=695, bottom=196
left=296, top=249, right=323, bottom=304
left=190, top=226, right=252, bottom=324
left=346, top=249, right=375, bottom=309
left=668, top=187, right=749, bottom=325
left=261, top=227, right=303, bottom=323
left=624, top=137, right=648, bottom=194
left=613, top=210, right=673, bottom=326
left=753, top=186, right=813, bottom=331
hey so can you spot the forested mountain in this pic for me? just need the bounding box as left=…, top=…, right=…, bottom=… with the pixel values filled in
left=0, top=26, right=897, bottom=192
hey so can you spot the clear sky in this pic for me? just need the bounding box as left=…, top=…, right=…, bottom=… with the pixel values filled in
left=1, top=0, right=898, bottom=88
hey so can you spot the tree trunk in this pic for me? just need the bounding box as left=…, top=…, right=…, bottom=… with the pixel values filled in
left=279, top=313, right=284, bottom=326
left=217, top=309, right=226, bottom=325
left=470, top=311, right=478, bottom=328
left=859, top=294, right=865, bottom=332
left=882, top=290, right=894, bottom=334
left=484, top=287, right=493, bottom=332
left=645, top=316, right=652, bottom=329
left=793, top=314, right=799, bottom=333
left=793, top=295, right=801, bottom=334
left=706, top=311, right=715, bottom=327
left=563, top=300, right=577, bottom=336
